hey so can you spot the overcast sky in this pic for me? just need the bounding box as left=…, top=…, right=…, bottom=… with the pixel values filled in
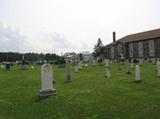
left=0, top=0, right=160, bottom=54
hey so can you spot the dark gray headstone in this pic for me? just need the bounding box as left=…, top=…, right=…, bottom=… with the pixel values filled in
left=64, top=59, right=71, bottom=83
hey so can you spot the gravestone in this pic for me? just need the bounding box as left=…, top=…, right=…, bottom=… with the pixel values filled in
left=78, top=62, right=82, bottom=70
left=139, top=59, right=143, bottom=66
left=74, top=65, right=78, bottom=73
left=92, top=60, right=96, bottom=66
left=157, top=62, right=160, bottom=77
left=5, top=63, right=10, bottom=70
left=134, top=65, right=142, bottom=83
left=80, top=61, right=84, bottom=67
left=1, top=64, right=5, bottom=69
left=105, top=62, right=111, bottom=79
left=64, top=59, right=71, bottom=83
left=39, top=64, right=56, bottom=98
left=127, top=59, right=131, bottom=74
left=105, top=59, right=110, bottom=68
left=20, top=55, right=27, bottom=70
left=74, top=61, right=78, bottom=73
left=131, top=59, right=134, bottom=68
left=152, top=58, right=156, bottom=65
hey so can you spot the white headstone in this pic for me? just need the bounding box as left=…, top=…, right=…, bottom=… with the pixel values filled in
left=106, top=64, right=111, bottom=78
left=152, top=58, right=156, bottom=64
left=80, top=61, right=84, bottom=67
left=105, top=59, right=110, bottom=78
left=1, top=64, right=5, bottom=69
left=92, top=60, right=96, bottom=66
left=78, top=62, right=82, bottom=70
left=134, top=65, right=142, bottom=83
left=139, top=59, right=143, bottom=66
left=105, top=59, right=110, bottom=68
left=74, top=65, right=78, bottom=73
left=131, top=59, right=134, bottom=68
left=39, top=64, right=56, bottom=98
left=20, top=55, right=27, bottom=70
left=157, top=62, right=160, bottom=77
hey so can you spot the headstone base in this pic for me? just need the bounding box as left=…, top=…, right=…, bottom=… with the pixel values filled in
left=39, top=89, right=57, bottom=98
left=133, top=80, right=142, bottom=83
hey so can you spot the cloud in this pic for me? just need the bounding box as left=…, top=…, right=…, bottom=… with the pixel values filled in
left=44, top=32, right=71, bottom=48
left=0, top=23, right=77, bottom=54
left=24, top=31, right=77, bottom=54
left=0, top=23, right=92, bottom=54
left=0, top=23, right=32, bottom=52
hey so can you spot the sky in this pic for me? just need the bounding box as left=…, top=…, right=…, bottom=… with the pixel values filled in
left=0, top=0, right=160, bottom=55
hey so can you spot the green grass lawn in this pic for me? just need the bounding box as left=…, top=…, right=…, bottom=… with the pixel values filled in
left=0, top=63, right=160, bottom=119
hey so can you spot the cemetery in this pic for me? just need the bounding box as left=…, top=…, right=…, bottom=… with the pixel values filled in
left=0, top=1, right=160, bottom=118
left=0, top=60, right=160, bottom=119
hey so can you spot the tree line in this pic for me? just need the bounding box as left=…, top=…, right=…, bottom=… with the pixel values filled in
left=0, top=52, right=63, bottom=63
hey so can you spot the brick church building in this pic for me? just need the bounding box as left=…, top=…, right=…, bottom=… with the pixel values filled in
left=105, top=28, right=160, bottom=60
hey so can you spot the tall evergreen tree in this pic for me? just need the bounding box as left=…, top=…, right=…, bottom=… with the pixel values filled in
left=93, top=38, right=104, bottom=58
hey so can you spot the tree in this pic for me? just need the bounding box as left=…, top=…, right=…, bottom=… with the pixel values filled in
left=79, top=53, right=83, bottom=61
left=0, top=52, right=62, bottom=63
left=93, top=38, right=104, bottom=58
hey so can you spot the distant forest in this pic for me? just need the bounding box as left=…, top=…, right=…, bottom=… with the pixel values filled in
left=0, top=52, right=63, bottom=62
